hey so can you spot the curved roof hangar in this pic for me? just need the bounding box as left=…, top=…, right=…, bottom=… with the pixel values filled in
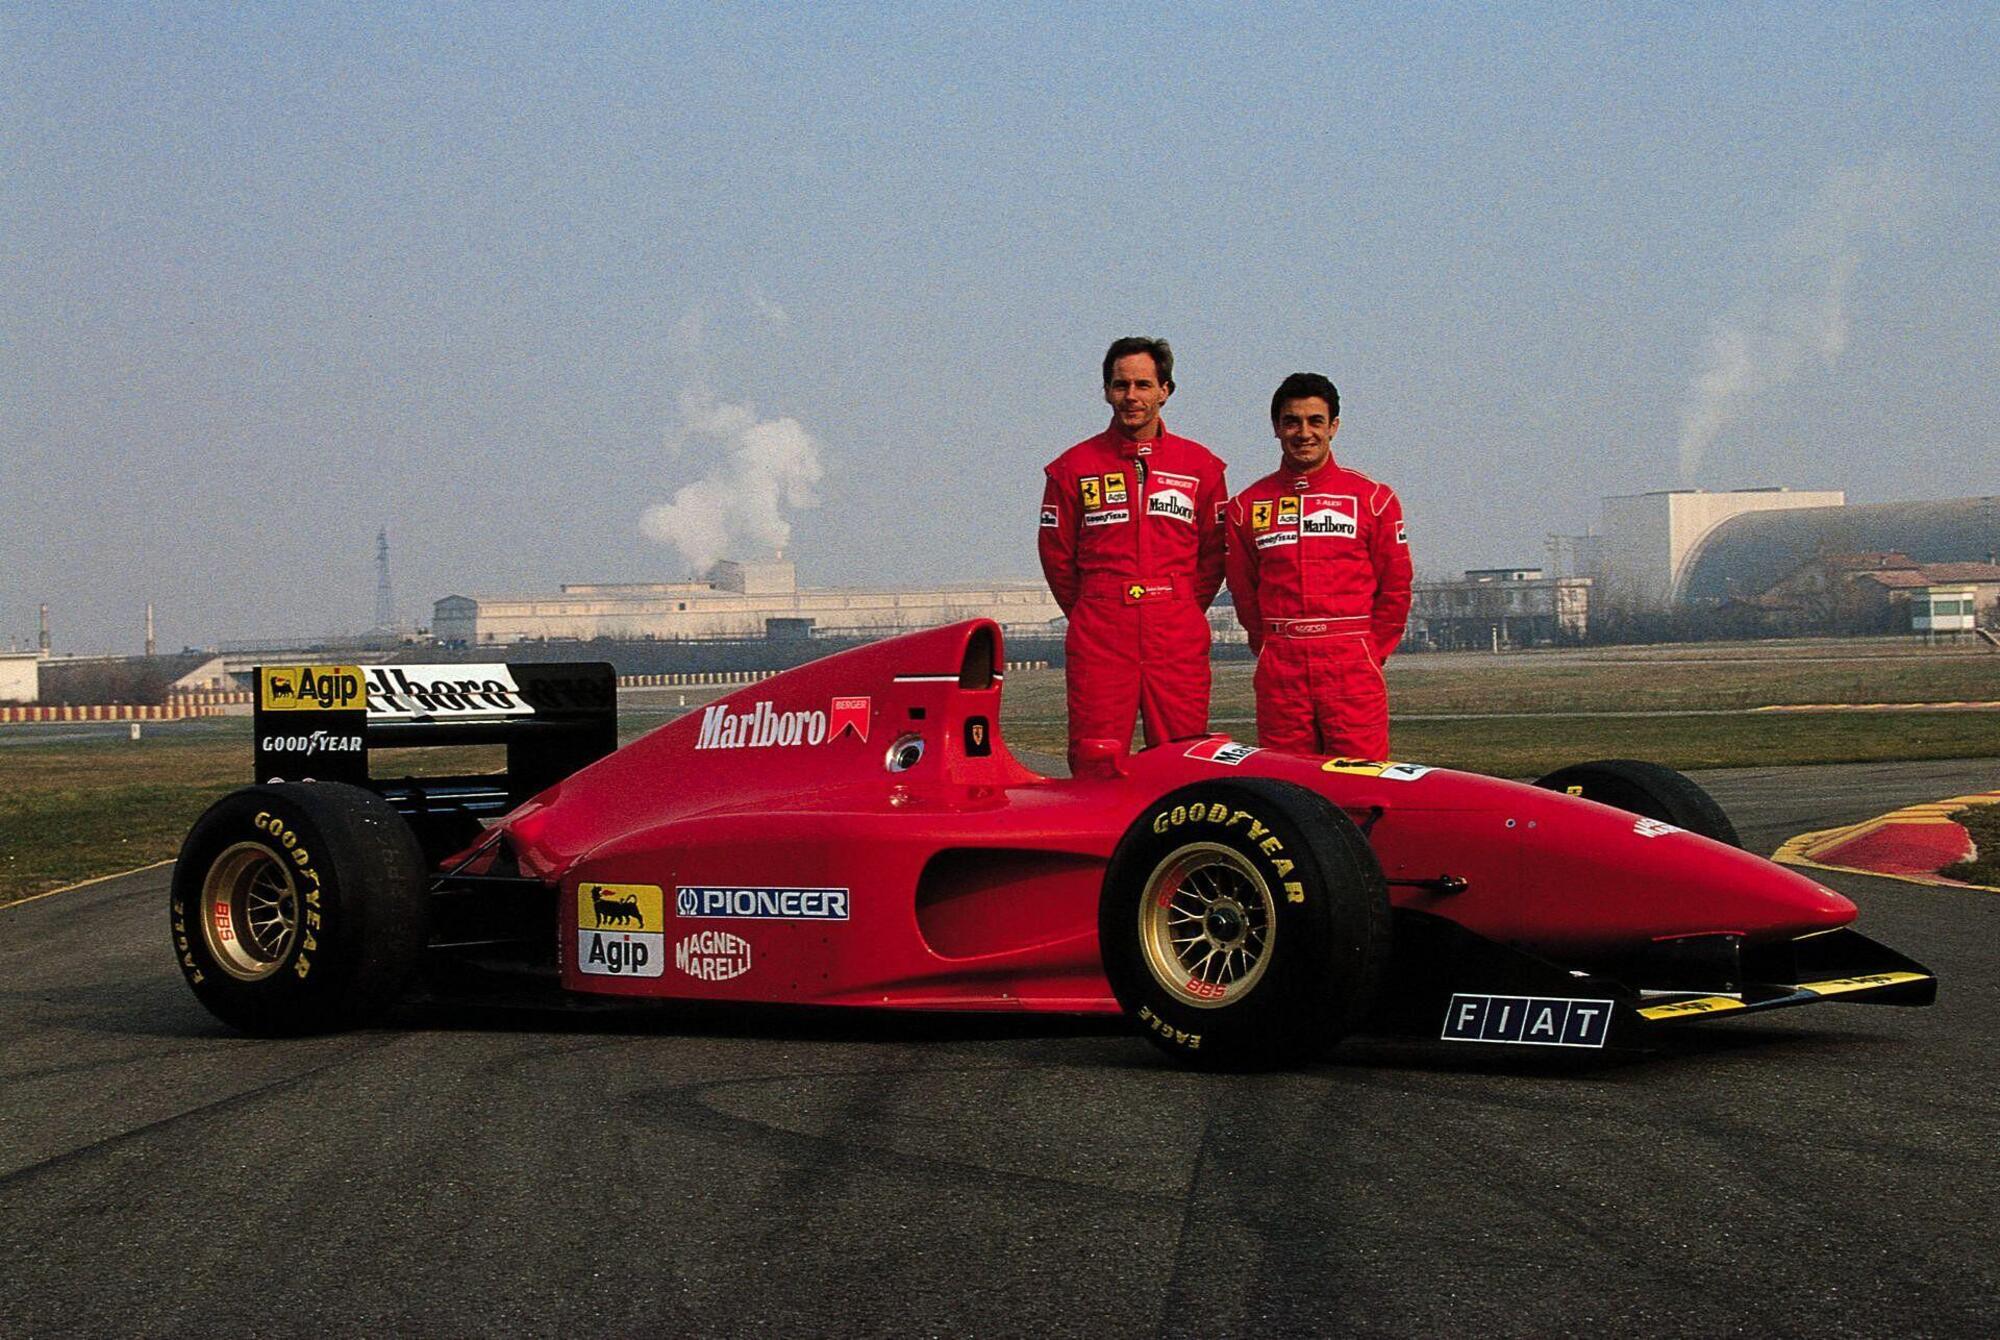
left=1677, top=497, right=2000, bottom=603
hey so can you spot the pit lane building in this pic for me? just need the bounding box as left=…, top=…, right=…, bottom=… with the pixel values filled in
left=432, top=560, right=1065, bottom=646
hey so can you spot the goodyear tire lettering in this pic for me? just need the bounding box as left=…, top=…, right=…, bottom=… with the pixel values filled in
left=171, top=782, right=427, bottom=1035
left=1148, top=803, right=1288, bottom=856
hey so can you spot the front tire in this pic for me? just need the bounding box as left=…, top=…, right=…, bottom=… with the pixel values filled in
left=1532, top=759, right=1740, bottom=847
left=1099, top=779, right=1390, bottom=1070
left=170, top=783, right=428, bottom=1035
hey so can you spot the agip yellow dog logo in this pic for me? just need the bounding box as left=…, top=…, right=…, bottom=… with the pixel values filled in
left=260, top=666, right=365, bottom=712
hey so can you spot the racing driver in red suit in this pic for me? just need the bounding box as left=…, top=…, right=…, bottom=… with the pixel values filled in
left=1040, top=337, right=1228, bottom=773
left=1226, top=372, right=1412, bottom=760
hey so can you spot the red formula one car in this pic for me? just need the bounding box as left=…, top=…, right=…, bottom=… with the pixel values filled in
left=170, top=621, right=1934, bottom=1068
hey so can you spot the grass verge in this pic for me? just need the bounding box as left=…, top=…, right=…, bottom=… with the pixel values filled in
left=0, top=724, right=506, bottom=906
left=998, top=708, right=2000, bottom=779
left=1940, top=805, right=2000, bottom=888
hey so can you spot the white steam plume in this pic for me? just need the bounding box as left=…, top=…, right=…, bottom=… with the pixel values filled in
left=640, top=393, right=825, bottom=574
left=1675, top=159, right=1920, bottom=480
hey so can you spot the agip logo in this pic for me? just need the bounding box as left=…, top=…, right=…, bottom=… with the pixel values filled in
left=260, top=666, right=365, bottom=712
left=577, top=882, right=665, bottom=977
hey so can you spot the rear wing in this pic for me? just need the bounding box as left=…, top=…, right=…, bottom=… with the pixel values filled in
left=252, top=663, right=617, bottom=816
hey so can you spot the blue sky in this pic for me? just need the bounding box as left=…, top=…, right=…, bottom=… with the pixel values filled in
left=4, top=3, right=1995, bottom=652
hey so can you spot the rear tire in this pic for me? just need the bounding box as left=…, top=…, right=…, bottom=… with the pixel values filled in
left=1099, top=779, right=1390, bottom=1070
left=170, top=783, right=428, bottom=1035
left=1532, top=759, right=1740, bottom=847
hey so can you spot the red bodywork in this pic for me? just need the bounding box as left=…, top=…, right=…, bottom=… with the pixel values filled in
left=480, top=621, right=1858, bottom=1013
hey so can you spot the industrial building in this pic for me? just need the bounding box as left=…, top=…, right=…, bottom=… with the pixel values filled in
left=1573, top=490, right=2000, bottom=619
left=1674, top=497, right=2000, bottom=606
left=432, top=559, right=1065, bottom=646
left=1582, top=488, right=1846, bottom=610
left=1408, top=569, right=1592, bottom=650
left=0, top=652, right=38, bottom=705
left=1725, top=552, right=2000, bottom=635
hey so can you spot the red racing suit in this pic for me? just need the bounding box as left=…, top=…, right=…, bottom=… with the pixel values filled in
left=1225, top=456, right=1412, bottom=760
left=1040, top=426, right=1228, bottom=771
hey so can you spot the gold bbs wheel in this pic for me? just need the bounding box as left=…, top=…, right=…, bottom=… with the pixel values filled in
left=199, top=841, right=302, bottom=981
left=1101, top=778, right=1391, bottom=1069
left=1137, top=842, right=1276, bottom=1008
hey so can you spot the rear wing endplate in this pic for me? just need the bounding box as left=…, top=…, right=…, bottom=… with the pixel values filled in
left=251, top=662, right=616, bottom=810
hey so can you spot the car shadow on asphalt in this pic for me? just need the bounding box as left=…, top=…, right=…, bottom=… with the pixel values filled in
left=376, top=989, right=1892, bottom=1079
left=75, top=971, right=1905, bottom=1077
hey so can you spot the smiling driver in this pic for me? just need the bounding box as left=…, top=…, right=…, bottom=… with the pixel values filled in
left=1225, top=373, right=1412, bottom=760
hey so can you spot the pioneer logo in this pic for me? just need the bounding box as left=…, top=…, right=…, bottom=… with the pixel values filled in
left=676, top=886, right=851, bottom=920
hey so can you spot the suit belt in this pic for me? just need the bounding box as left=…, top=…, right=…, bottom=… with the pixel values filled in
left=1080, top=575, right=1182, bottom=603
left=1265, top=616, right=1369, bottom=639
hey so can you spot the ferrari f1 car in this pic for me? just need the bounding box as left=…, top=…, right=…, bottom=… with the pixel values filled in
left=170, top=620, right=1935, bottom=1068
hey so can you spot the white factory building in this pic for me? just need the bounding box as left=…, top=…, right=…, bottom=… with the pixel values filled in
left=433, top=560, right=1065, bottom=646
left=0, top=651, right=40, bottom=704
left=1584, top=487, right=1847, bottom=610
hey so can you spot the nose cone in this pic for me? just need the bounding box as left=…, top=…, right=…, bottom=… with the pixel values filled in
left=1519, top=791, right=1856, bottom=956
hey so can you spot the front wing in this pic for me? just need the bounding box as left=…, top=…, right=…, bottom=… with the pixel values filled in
left=1380, top=912, right=1937, bottom=1052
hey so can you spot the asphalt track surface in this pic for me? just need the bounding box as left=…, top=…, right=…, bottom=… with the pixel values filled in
left=3, top=759, right=1996, bottom=1337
